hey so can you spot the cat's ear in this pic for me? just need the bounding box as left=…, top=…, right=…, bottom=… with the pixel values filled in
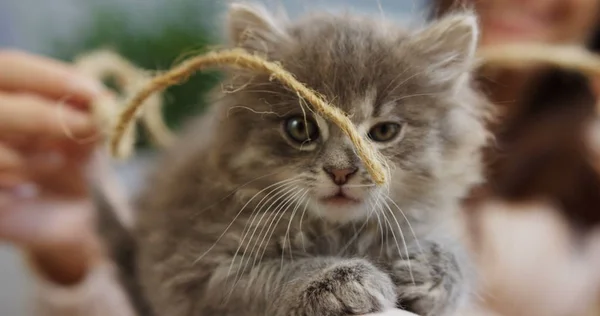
left=227, top=2, right=289, bottom=52
left=406, top=12, right=479, bottom=82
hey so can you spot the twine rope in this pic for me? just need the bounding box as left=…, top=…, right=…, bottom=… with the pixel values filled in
left=108, top=48, right=388, bottom=185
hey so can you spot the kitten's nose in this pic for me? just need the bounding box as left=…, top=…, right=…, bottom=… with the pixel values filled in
left=324, top=167, right=358, bottom=185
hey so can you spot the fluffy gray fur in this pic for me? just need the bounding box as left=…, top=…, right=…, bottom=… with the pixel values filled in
left=134, top=3, right=489, bottom=316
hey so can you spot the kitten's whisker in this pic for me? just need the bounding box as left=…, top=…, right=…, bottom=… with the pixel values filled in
left=281, top=200, right=300, bottom=267
left=343, top=184, right=377, bottom=188
left=316, top=184, right=376, bottom=189
left=395, top=70, right=429, bottom=93
left=381, top=198, right=410, bottom=260
left=382, top=66, right=412, bottom=94
left=298, top=197, right=311, bottom=252
left=194, top=176, right=300, bottom=265
left=236, top=184, right=299, bottom=272
left=370, top=196, right=386, bottom=257
left=375, top=195, right=394, bottom=258
left=381, top=197, right=415, bottom=286
left=387, top=93, right=438, bottom=103
left=246, top=185, right=299, bottom=266
left=377, top=195, right=408, bottom=262
left=228, top=192, right=297, bottom=288
left=283, top=190, right=309, bottom=268
left=232, top=200, right=286, bottom=292
left=233, top=178, right=298, bottom=254
left=255, top=187, right=306, bottom=268
left=233, top=184, right=299, bottom=285
left=193, top=170, right=284, bottom=217
left=226, top=179, right=300, bottom=280
left=232, top=187, right=298, bottom=292
left=279, top=190, right=308, bottom=266
left=228, top=183, right=291, bottom=283
left=336, top=198, right=376, bottom=256
left=384, top=195, right=424, bottom=256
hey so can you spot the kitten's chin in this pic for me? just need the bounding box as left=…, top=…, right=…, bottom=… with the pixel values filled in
left=310, top=199, right=372, bottom=224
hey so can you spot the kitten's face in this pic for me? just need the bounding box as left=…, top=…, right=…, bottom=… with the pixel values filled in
left=216, top=4, right=487, bottom=223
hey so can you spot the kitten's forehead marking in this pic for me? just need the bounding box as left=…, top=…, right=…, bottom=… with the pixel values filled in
left=359, top=87, right=377, bottom=121
left=354, top=88, right=377, bottom=136
left=376, top=100, right=397, bottom=118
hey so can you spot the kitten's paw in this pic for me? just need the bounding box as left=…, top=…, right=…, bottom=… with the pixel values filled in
left=392, top=244, right=464, bottom=316
left=300, top=259, right=396, bottom=316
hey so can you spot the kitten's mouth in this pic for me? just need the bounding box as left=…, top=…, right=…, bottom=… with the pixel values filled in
left=320, top=190, right=360, bottom=206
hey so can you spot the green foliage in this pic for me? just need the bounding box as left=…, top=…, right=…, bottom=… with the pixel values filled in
left=48, top=0, right=224, bottom=148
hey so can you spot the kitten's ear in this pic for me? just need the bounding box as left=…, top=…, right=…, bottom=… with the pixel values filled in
left=407, top=12, right=479, bottom=80
left=227, top=2, right=289, bottom=52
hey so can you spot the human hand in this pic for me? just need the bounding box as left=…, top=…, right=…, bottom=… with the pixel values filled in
left=0, top=49, right=108, bottom=285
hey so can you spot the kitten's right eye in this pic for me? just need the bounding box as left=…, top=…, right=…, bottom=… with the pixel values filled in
left=284, top=116, right=319, bottom=144
left=368, top=122, right=402, bottom=143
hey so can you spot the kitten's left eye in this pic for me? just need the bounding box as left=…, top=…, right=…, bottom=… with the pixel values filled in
left=368, top=122, right=402, bottom=142
left=284, top=116, right=320, bottom=144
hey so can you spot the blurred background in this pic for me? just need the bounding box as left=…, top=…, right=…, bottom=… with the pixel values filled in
left=3, top=1, right=600, bottom=316
left=0, top=1, right=425, bottom=315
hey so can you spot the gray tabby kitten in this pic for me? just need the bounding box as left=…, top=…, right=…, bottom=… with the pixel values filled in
left=134, top=3, right=489, bottom=316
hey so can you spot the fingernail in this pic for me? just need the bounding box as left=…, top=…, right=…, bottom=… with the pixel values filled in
left=63, top=109, right=94, bottom=133
left=70, top=77, right=106, bottom=98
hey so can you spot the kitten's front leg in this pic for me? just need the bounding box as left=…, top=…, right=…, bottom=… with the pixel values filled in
left=390, top=241, right=468, bottom=316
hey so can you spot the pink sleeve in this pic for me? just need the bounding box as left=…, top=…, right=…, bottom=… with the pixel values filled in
left=31, top=260, right=137, bottom=316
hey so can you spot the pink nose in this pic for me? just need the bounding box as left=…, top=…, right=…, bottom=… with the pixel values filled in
left=324, top=167, right=358, bottom=185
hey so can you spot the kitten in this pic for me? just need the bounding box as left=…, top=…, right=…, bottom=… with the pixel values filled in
left=133, top=3, right=489, bottom=316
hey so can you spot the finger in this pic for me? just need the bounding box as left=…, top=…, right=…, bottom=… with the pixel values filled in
left=0, top=142, right=23, bottom=172
left=30, top=165, right=90, bottom=198
left=0, top=143, right=27, bottom=187
left=0, top=141, right=91, bottom=190
left=23, top=140, right=95, bottom=198
left=2, top=134, right=96, bottom=167
left=50, top=137, right=96, bottom=164
left=25, top=150, right=68, bottom=175
left=0, top=50, right=106, bottom=105
left=0, top=138, right=96, bottom=198
left=0, top=92, right=96, bottom=140
left=0, top=198, right=94, bottom=248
